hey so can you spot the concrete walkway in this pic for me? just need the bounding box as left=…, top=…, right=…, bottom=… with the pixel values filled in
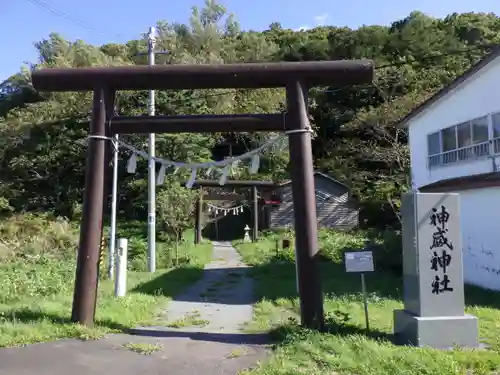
left=0, top=241, right=269, bottom=375
left=141, top=240, right=255, bottom=333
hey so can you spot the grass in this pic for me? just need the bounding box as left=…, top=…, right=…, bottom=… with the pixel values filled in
left=0, top=214, right=213, bottom=348
left=234, top=231, right=500, bottom=375
left=226, top=346, right=248, bottom=359
left=165, top=310, right=210, bottom=328
left=123, top=342, right=163, bottom=355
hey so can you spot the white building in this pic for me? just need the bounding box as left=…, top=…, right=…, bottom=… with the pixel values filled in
left=399, top=47, right=500, bottom=290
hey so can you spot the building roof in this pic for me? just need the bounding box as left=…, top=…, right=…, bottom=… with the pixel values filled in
left=397, top=46, right=500, bottom=128
left=418, top=171, right=500, bottom=192
left=276, top=171, right=348, bottom=189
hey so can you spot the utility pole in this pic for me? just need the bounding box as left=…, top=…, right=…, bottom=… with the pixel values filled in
left=125, top=28, right=168, bottom=274
left=108, top=133, right=119, bottom=279
left=147, top=26, right=157, bottom=273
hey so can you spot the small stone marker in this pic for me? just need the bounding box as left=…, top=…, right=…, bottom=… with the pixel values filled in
left=393, top=192, right=479, bottom=348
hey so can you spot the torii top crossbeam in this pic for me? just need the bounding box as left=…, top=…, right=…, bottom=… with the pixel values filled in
left=190, top=180, right=280, bottom=188
left=31, top=60, right=374, bottom=91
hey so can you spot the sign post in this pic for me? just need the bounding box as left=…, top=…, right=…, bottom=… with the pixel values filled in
left=360, top=272, right=369, bottom=331
left=345, top=250, right=374, bottom=331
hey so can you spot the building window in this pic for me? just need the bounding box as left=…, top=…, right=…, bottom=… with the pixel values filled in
left=427, top=132, right=441, bottom=155
left=441, top=126, right=457, bottom=152
left=471, top=116, right=488, bottom=143
left=493, top=112, right=500, bottom=138
left=457, top=122, right=472, bottom=148
left=492, top=113, right=500, bottom=153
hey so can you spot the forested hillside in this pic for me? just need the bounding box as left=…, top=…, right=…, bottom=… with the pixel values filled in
left=1, top=0, right=499, bottom=224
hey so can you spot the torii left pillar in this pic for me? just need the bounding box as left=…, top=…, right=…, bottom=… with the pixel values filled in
left=71, top=86, right=114, bottom=326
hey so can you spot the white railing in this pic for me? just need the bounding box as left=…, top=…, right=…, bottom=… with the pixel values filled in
left=428, top=140, right=496, bottom=169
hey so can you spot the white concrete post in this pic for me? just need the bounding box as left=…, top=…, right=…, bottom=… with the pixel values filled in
left=115, top=238, right=128, bottom=297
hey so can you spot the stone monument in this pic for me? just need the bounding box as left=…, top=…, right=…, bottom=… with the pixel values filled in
left=393, top=192, right=479, bottom=348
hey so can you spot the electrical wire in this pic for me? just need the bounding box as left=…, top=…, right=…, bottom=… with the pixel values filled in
left=25, top=0, right=123, bottom=38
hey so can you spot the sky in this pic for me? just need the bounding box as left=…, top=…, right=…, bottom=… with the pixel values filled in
left=1, top=0, right=500, bottom=81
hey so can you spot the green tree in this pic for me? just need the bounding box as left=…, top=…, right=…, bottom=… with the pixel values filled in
left=156, top=178, right=198, bottom=264
left=1, top=1, right=499, bottom=231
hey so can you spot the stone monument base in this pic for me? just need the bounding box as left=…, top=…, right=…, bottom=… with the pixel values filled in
left=393, top=309, right=479, bottom=349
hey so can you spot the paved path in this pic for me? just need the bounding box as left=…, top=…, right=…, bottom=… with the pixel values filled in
left=0, top=241, right=268, bottom=375
left=142, top=240, right=255, bottom=333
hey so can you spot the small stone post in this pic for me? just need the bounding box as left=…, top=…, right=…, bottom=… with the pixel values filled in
left=115, top=238, right=128, bottom=297
left=393, top=192, right=479, bottom=348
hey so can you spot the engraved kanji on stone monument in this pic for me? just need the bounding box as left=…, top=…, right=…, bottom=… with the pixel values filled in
left=393, top=192, right=478, bottom=349
left=429, top=205, right=454, bottom=295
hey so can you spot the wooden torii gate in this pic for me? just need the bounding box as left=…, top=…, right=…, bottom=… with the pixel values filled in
left=31, top=60, right=374, bottom=330
left=191, top=179, right=281, bottom=244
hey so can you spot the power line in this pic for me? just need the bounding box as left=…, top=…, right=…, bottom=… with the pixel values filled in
left=25, top=0, right=122, bottom=38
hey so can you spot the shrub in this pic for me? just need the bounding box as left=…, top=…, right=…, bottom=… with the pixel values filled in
left=0, top=214, right=212, bottom=305
left=317, top=228, right=367, bottom=262
left=0, top=213, right=78, bottom=262
left=247, top=228, right=403, bottom=275
left=273, top=246, right=295, bottom=262
left=0, top=259, right=75, bottom=304
left=0, top=214, right=78, bottom=304
left=128, top=241, right=175, bottom=271
left=372, top=229, right=403, bottom=276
